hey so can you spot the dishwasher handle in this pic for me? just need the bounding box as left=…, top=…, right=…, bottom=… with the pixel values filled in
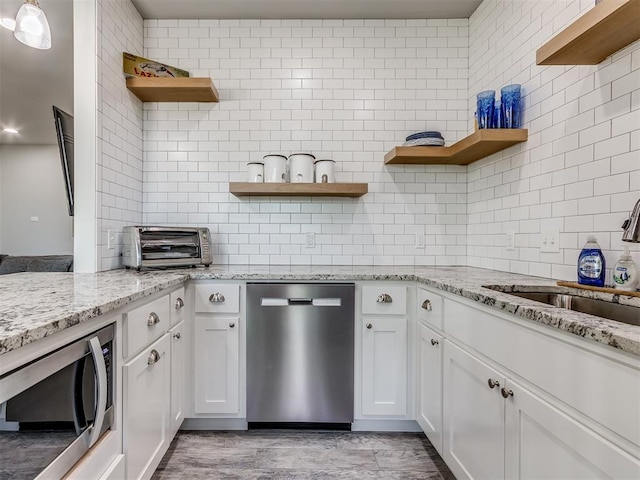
left=288, top=298, right=313, bottom=305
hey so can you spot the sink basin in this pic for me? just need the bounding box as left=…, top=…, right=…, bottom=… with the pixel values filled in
left=483, top=287, right=640, bottom=327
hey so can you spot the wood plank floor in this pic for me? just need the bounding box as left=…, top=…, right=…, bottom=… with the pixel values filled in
left=152, top=430, right=456, bottom=479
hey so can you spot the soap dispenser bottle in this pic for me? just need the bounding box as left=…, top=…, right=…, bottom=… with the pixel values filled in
left=613, top=247, right=638, bottom=291
left=577, top=236, right=606, bottom=287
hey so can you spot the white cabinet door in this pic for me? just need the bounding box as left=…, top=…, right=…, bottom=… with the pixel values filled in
left=417, top=323, right=443, bottom=454
left=443, top=341, right=505, bottom=480
left=505, top=379, right=640, bottom=480
left=362, top=316, right=407, bottom=416
left=169, top=321, right=185, bottom=436
left=123, top=334, right=171, bottom=480
left=194, top=316, right=240, bottom=414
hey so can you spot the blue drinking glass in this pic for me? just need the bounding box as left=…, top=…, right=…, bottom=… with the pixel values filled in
left=493, top=101, right=503, bottom=128
left=501, top=84, right=521, bottom=128
left=476, top=90, right=495, bottom=129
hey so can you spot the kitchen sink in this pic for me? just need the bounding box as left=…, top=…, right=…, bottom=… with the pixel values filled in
left=483, top=287, right=640, bottom=327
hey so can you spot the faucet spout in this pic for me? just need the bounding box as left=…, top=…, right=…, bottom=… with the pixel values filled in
left=622, top=198, right=640, bottom=243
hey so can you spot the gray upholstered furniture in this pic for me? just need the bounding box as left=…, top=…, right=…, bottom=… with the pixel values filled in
left=0, top=255, right=74, bottom=274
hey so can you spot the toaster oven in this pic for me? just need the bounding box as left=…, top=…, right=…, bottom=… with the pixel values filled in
left=122, top=226, right=212, bottom=270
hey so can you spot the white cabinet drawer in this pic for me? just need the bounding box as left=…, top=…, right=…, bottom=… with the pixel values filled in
left=416, top=286, right=443, bottom=330
left=362, top=285, right=407, bottom=315
left=444, top=298, right=640, bottom=448
left=170, top=287, right=186, bottom=327
left=194, top=284, right=240, bottom=314
left=123, top=294, right=170, bottom=358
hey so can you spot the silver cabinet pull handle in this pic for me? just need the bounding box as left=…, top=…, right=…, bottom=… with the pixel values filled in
left=376, top=293, right=392, bottom=303
left=229, top=322, right=235, bottom=328
left=147, top=349, right=160, bottom=365
left=501, top=387, right=514, bottom=399
left=422, top=299, right=433, bottom=311
left=147, top=312, right=160, bottom=327
left=488, top=378, right=500, bottom=389
left=430, top=338, right=439, bottom=346
left=175, top=297, right=184, bottom=309
left=209, top=292, right=225, bottom=303
left=173, top=332, right=181, bottom=339
left=366, top=323, right=373, bottom=329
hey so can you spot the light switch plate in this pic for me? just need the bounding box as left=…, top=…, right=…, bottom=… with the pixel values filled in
left=107, top=230, right=116, bottom=250
left=540, top=230, right=560, bottom=253
left=415, top=233, right=426, bottom=249
left=506, top=231, right=515, bottom=251
left=304, top=232, right=315, bottom=248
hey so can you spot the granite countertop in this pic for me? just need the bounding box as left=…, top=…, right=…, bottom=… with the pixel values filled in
left=1, top=265, right=638, bottom=357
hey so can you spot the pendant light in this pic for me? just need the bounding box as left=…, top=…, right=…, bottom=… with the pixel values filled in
left=13, top=0, right=51, bottom=50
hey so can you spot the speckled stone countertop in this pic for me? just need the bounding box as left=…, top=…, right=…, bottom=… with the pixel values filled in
left=1, top=265, right=639, bottom=357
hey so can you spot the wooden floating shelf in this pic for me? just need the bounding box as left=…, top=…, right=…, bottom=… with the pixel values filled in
left=229, top=182, right=368, bottom=197
left=126, top=77, right=219, bottom=102
left=384, top=129, right=528, bottom=166
left=536, top=0, right=640, bottom=65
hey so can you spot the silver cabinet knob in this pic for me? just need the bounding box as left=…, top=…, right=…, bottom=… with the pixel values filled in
left=430, top=338, right=439, bottom=346
left=209, top=292, right=225, bottom=303
left=366, top=323, right=373, bottom=329
left=173, top=332, right=181, bottom=339
left=376, top=293, right=392, bottom=303
left=147, top=349, right=160, bottom=365
left=229, top=322, right=235, bottom=328
left=501, top=387, right=514, bottom=399
left=422, top=299, right=433, bottom=311
left=147, top=312, right=160, bottom=327
left=488, top=378, right=500, bottom=389
left=175, top=297, right=184, bottom=309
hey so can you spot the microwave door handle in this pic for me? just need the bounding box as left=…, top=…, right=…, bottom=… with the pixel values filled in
left=71, top=360, right=88, bottom=436
left=88, top=336, right=107, bottom=447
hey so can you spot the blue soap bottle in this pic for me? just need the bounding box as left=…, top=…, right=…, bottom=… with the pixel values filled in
left=577, top=236, right=606, bottom=287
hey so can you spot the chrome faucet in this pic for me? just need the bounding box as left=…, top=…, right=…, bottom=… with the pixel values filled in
left=622, top=198, right=640, bottom=243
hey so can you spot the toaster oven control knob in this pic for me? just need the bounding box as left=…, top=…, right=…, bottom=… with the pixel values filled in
left=175, top=297, right=185, bottom=309
left=147, top=312, right=160, bottom=327
left=209, top=292, right=226, bottom=303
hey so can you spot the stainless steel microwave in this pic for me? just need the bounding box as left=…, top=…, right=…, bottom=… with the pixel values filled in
left=122, top=226, right=212, bottom=270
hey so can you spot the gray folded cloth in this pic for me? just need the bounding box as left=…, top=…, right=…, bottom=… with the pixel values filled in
left=0, top=255, right=74, bottom=274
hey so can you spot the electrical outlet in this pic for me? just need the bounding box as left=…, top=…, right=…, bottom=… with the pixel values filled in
left=540, top=229, right=560, bottom=253
left=415, top=233, right=426, bottom=248
left=506, top=231, right=515, bottom=251
left=107, top=230, right=116, bottom=250
left=304, top=232, right=315, bottom=248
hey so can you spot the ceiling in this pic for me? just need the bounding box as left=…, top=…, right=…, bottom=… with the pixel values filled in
left=0, top=0, right=482, bottom=145
left=0, top=0, right=73, bottom=145
left=132, top=0, right=482, bottom=19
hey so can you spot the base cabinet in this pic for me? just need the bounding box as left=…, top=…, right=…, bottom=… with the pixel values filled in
left=416, top=323, right=443, bottom=454
left=505, top=379, right=640, bottom=479
left=123, top=334, right=171, bottom=480
left=194, top=316, right=240, bottom=414
left=361, top=316, right=407, bottom=416
left=443, top=341, right=506, bottom=480
left=442, top=339, right=640, bottom=480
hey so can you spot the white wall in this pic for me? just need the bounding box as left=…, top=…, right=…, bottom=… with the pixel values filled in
left=141, top=18, right=470, bottom=266
left=466, top=0, right=640, bottom=281
left=0, top=145, right=73, bottom=255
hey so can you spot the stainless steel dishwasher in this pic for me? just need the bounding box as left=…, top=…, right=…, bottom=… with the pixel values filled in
left=246, top=283, right=355, bottom=428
